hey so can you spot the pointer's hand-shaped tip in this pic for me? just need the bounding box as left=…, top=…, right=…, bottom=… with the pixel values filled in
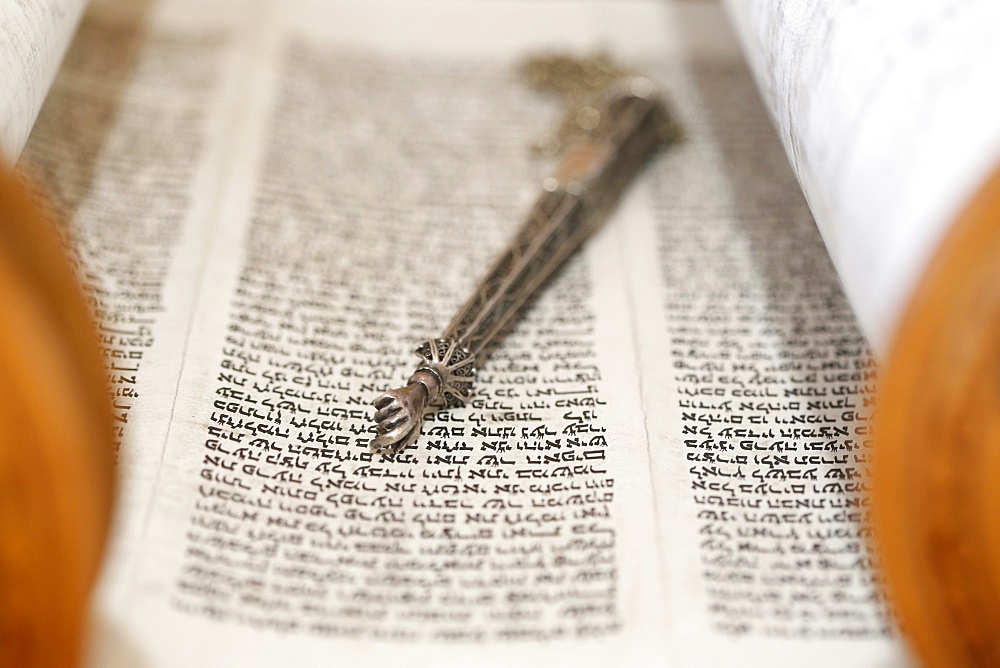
left=369, top=383, right=429, bottom=454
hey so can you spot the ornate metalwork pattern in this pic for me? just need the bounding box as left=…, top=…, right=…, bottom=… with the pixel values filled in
left=369, top=58, right=676, bottom=455
left=414, top=338, right=476, bottom=407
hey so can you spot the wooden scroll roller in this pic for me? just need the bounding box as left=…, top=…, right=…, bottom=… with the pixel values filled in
left=874, top=162, right=1000, bottom=667
left=0, top=167, right=116, bottom=667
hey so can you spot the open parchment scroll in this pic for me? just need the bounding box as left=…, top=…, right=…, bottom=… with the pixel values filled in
left=2, top=0, right=999, bottom=665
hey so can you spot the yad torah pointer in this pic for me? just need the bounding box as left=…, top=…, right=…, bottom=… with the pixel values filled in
left=370, top=65, right=676, bottom=455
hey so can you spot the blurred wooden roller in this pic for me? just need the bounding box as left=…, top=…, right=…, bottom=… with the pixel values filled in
left=0, top=167, right=115, bottom=666
left=876, top=163, right=1000, bottom=667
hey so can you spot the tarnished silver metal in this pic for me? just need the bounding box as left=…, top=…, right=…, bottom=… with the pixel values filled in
left=370, top=64, right=675, bottom=455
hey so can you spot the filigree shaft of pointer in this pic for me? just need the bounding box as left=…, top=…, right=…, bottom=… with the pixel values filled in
left=370, top=77, right=674, bottom=454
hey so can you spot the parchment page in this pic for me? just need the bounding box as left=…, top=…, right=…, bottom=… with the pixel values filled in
left=85, top=1, right=673, bottom=665
left=722, top=0, right=1000, bottom=354
left=622, top=15, right=908, bottom=664
left=18, top=0, right=258, bottom=626
left=0, top=0, right=87, bottom=160
left=19, top=0, right=911, bottom=665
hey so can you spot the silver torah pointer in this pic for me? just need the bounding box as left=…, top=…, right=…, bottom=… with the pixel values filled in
left=370, top=77, right=674, bottom=454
